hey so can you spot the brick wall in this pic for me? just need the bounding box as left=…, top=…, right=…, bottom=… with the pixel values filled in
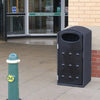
left=92, top=50, right=100, bottom=77
left=69, top=0, right=100, bottom=77
left=69, top=0, right=100, bottom=26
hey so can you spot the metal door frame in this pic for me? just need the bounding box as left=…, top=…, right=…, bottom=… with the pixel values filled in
left=61, top=0, right=65, bottom=30
left=0, top=0, right=7, bottom=41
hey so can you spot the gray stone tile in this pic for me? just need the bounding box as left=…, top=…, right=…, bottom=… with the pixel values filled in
left=0, top=40, right=100, bottom=100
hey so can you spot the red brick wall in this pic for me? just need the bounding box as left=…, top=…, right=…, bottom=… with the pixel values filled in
left=92, top=50, right=100, bottom=77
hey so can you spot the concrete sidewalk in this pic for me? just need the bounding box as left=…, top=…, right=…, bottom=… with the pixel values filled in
left=0, top=40, right=100, bottom=100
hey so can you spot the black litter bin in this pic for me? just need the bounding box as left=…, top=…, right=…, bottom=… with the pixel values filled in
left=57, top=26, right=92, bottom=87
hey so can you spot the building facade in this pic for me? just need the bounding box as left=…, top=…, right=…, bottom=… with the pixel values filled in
left=6, top=0, right=68, bottom=37
left=69, top=0, right=100, bottom=77
left=0, top=0, right=100, bottom=77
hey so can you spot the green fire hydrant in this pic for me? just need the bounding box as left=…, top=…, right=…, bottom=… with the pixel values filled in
left=6, top=53, right=21, bottom=100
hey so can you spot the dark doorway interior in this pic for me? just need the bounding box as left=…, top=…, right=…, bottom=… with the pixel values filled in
left=0, top=0, right=7, bottom=41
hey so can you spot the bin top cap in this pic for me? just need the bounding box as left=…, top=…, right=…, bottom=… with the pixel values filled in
left=8, top=53, right=19, bottom=60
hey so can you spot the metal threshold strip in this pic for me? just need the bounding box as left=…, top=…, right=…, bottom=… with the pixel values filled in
left=7, top=34, right=57, bottom=38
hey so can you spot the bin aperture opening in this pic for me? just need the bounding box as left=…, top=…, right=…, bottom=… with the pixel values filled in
left=62, top=33, right=79, bottom=42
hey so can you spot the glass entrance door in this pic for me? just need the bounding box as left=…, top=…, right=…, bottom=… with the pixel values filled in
left=29, top=0, right=61, bottom=34
left=7, top=0, right=25, bottom=35
left=6, top=0, right=68, bottom=36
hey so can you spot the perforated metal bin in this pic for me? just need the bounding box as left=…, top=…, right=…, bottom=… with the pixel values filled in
left=57, top=26, right=92, bottom=87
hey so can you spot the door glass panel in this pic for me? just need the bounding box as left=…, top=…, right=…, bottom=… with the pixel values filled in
left=7, top=0, right=25, bottom=35
left=65, top=0, right=68, bottom=27
left=65, top=0, right=68, bottom=15
left=29, top=16, right=60, bottom=33
left=7, top=16, right=24, bottom=34
left=29, top=0, right=54, bottom=12
left=7, top=0, right=24, bottom=13
left=29, top=0, right=61, bottom=34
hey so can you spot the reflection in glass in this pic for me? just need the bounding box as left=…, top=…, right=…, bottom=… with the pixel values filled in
left=65, top=0, right=68, bottom=27
left=29, top=16, right=53, bottom=33
left=54, top=0, right=61, bottom=12
left=29, top=0, right=54, bottom=12
left=29, top=16, right=61, bottom=34
left=65, top=0, right=68, bottom=15
left=29, top=0, right=62, bottom=12
left=7, top=0, right=24, bottom=13
left=29, top=0, right=61, bottom=34
left=65, top=16, right=68, bottom=27
left=7, top=16, right=24, bottom=34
